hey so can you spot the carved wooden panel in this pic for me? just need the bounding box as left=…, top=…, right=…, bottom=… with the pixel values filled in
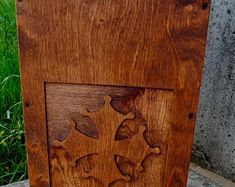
left=17, top=0, right=211, bottom=186
left=46, top=83, right=173, bottom=186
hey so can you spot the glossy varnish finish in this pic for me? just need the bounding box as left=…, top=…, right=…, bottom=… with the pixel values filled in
left=16, top=0, right=211, bottom=186
left=46, top=84, right=173, bottom=186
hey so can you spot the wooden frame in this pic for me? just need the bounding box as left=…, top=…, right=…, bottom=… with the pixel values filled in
left=16, top=0, right=211, bottom=186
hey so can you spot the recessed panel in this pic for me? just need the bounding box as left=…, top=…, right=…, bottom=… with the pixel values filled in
left=46, top=83, right=173, bottom=187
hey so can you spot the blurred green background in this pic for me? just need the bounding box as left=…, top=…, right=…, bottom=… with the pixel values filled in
left=0, top=0, right=27, bottom=185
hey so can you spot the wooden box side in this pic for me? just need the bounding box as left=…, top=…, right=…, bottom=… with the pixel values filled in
left=16, top=0, right=211, bottom=186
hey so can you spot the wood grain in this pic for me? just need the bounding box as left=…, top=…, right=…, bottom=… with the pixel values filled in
left=16, top=0, right=211, bottom=186
left=46, top=83, right=173, bottom=186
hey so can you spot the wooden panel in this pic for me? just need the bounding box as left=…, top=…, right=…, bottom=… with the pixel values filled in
left=16, top=0, right=211, bottom=186
left=16, top=0, right=210, bottom=89
left=46, top=83, right=173, bottom=187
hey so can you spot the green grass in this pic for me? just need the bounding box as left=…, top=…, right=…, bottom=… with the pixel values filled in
left=0, top=0, right=27, bottom=185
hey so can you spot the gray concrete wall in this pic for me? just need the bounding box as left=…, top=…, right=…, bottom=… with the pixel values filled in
left=193, top=0, right=235, bottom=182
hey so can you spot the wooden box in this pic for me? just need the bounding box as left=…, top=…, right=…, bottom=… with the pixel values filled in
left=16, top=0, right=211, bottom=186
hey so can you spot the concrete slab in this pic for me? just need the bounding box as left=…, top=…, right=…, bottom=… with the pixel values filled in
left=188, top=170, right=223, bottom=187
left=188, top=163, right=235, bottom=187
left=2, top=180, right=28, bottom=187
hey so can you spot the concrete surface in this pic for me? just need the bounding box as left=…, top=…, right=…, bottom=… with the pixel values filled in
left=193, top=0, right=235, bottom=182
left=188, top=163, right=235, bottom=187
left=2, top=164, right=233, bottom=187
left=188, top=171, right=223, bottom=187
